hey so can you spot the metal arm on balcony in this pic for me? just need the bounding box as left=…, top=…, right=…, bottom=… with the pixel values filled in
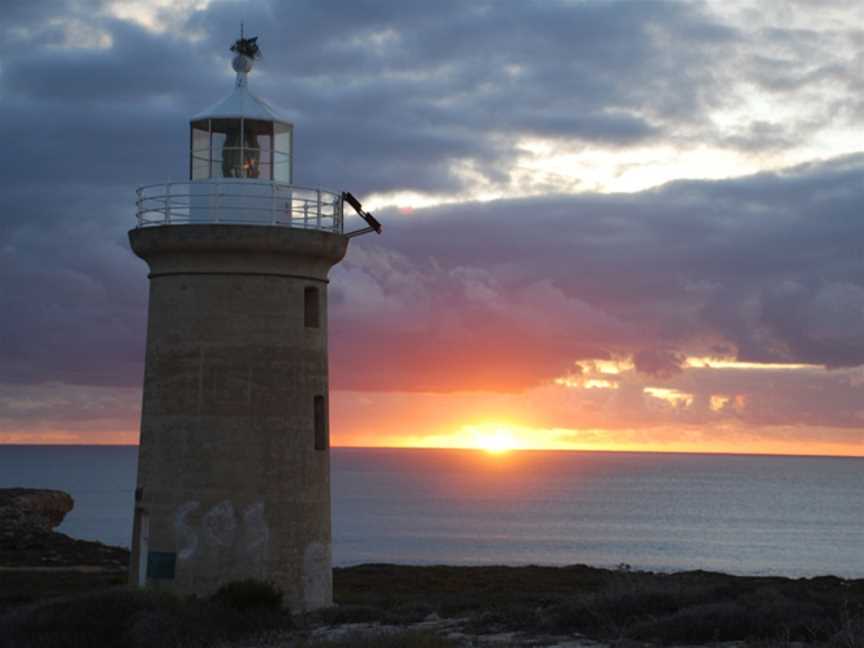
left=342, top=192, right=383, bottom=239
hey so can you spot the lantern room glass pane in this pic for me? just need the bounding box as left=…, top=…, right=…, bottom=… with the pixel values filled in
left=274, top=152, right=290, bottom=183
left=256, top=162, right=272, bottom=180
left=244, top=120, right=273, bottom=148
left=274, top=123, right=292, bottom=183
left=211, top=118, right=243, bottom=178
left=210, top=130, right=224, bottom=177
left=191, top=155, right=209, bottom=180
left=191, top=120, right=209, bottom=151
left=243, top=120, right=273, bottom=180
left=189, top=118, right=289, bottom=180
left=190, top=120, right=210, bottom=180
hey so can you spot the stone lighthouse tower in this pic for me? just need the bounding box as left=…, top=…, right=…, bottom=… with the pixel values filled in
left=128, top=36, right=379, bottom=610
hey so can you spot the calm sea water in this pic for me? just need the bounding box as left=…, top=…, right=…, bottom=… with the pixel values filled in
left=1, top=445, right=862, bottom=577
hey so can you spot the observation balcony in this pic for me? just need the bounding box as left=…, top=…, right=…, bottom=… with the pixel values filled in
left=135, top=180, right=343, bottom=233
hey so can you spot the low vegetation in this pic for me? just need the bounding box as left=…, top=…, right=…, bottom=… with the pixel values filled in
left=0, top=580, right=290, bottom=648
left=211, top=578, right=284, bottom=612
left=0, top=569, right=126, bottom=614
left=299, top=630, right=458, bottom=647
left=331, top=564, right=864, bottom=645
left=1, top=566, right=862, bottom=646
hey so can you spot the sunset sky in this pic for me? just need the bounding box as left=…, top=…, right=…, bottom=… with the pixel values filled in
left=1, top=0, right=863, bottom=456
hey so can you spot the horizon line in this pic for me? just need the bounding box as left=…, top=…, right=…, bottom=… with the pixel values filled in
left=1, top=442, right=862, bottom=461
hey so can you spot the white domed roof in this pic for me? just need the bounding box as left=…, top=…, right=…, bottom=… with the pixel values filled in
left=190, top=53, right=292, bottom=123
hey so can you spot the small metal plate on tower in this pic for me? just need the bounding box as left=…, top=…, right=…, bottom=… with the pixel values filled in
left=146, top=551, right=177, bottom=580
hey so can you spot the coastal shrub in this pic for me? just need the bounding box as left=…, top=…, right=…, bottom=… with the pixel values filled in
left=0, top=586, right=292, bottom=648
left=626, top=593, right=825, bottom=644
left=210, top=578, right=283, bottom=611
left=0, top=571, right=125, bottom=615
left=465, top=601, right=541, bottom=634
left=435, top=592, right=488, bottom=618
left=537, top=597, right=609, bottom=635
left=302, top=630, right=458, bottom=647
left=381, top=601, right=436, bottom=625
left=534, top=583, right=686, bottom=636
left=0, top=588, right=176, bottom=648
left=739, top=587, right=827, bottom=639
left=315, top=603, right=385, bottom=625
left=629, top=600, right=756, bottom=643
left=827, top=601, right=864, bottom=648
left=314, top=600, right=433, bottom=626
left=599, top=587, right=682, bottom=621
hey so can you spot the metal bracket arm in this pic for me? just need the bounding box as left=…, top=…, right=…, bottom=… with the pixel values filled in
left=345, top=226, right=378, bottom=239
left=342, top=191, right=383, bottom=238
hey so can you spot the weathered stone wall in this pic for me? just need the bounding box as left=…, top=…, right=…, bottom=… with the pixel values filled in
left=128, top=224, right=348, bottom=610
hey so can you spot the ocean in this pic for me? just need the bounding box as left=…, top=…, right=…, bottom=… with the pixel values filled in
left=1, top=445, right=862, bottom=578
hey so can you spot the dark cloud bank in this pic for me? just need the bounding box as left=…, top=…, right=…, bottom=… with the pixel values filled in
left=2, top=152, right=862, bottom=393
left=331, top=153, right=864, bottom=391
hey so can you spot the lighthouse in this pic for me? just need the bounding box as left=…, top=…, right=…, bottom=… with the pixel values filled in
left=128, top=35, right=380, bottom=610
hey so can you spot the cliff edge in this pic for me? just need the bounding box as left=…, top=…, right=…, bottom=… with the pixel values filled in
left=0, top=488, right=128, bottom=569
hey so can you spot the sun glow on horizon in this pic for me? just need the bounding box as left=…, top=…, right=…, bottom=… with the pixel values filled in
left=467, top=425, right=520, bottom=454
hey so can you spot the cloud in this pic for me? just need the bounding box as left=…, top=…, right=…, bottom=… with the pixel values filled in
left=330, top=248, right=628, bottom=391
left=3, top=0, right=861, bottom=200
left=0, top=0, right=862, bottom=447
left=633, top=348, right=685, bottom=379
left=330, top=153, right=864, bottom=391
left=2, top=151, right=863, bottom=398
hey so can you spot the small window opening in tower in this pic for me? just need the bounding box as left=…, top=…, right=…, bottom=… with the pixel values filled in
left=314, top=395, right=328, bottom=451
left=304, top=286, right=320, bottom=328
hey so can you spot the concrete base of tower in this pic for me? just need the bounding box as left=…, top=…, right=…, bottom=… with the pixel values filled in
left=127, top=224, right=348, bottom=611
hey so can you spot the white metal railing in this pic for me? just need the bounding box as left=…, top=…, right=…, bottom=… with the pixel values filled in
left=135, top=181, right=343, bottom=233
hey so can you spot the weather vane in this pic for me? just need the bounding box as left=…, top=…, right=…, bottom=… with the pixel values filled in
left=230, top=23, right=261, bottom=60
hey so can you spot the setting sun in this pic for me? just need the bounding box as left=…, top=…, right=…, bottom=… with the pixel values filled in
left=470, top=425, right=518, bottom=454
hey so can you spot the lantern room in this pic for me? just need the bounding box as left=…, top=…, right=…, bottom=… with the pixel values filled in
left=135, top=34, right=381, bottom=239
left=189, top=44, right=293, bottom=183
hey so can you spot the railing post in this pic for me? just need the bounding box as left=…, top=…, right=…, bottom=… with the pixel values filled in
left=317, top=190, right=323, bottom=231
left=163, top=185, right=170, bottom=224
left=135, top=188, right=142, bottom=227
left=216, top=183, right=222, bottom=223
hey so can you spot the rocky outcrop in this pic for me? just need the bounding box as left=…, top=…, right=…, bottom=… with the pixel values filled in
left=0, top=489, right=74, bottom=539
left=0, top=488, right=128, bottom=569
